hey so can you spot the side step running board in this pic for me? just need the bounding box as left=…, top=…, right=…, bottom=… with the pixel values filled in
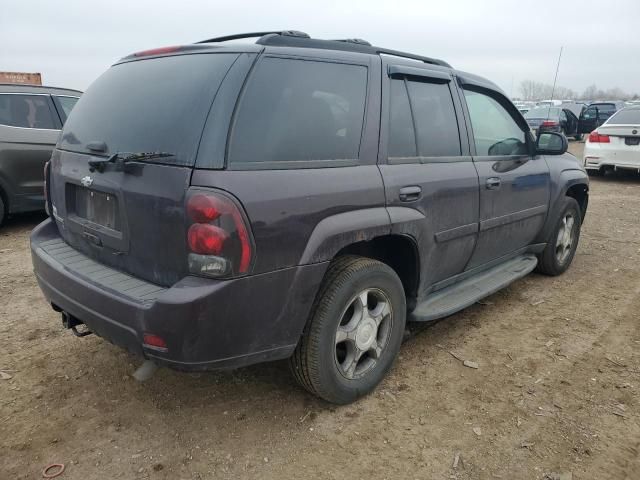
left=409, top=254, right=538, bottom=322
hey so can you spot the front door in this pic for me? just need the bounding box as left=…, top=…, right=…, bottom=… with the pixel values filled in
left=460, top=87, right=550, bottom=269
left=379, top=65, right=480, bottom=293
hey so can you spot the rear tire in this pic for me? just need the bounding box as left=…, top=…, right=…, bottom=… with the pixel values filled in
left=574, top=133, right=583, bottom=141
left=289, top=255, right=406, bottom=404
left=536, top=197, right=582, bottom=276
left=587, top=168, right=603, bottom=177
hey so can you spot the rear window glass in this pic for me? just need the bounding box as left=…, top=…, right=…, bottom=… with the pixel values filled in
left=59, top=53, right=238, bottom=166
left=406, top=80, right=461, bottom=157
left=607, top=109, right=640, bottom=124
left=0, top=94, right=58, bottom=129
left=228, top=57, right=367, bottom=166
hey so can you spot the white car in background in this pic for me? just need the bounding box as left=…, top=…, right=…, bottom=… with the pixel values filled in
left=583, top=106, right=640, bottom=176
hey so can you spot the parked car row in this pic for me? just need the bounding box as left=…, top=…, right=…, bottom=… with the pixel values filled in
left=0, top=84, right=81, bottom=225
left=522, top=100, right=627, bottom=141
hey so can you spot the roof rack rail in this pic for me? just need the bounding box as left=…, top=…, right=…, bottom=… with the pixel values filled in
left=196, top=30, right=309, bottom=44
left=195, top=31, right=451, bottom=68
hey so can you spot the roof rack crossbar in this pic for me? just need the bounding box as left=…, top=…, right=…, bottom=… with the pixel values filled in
left=197, top=30, right=309, bottom=44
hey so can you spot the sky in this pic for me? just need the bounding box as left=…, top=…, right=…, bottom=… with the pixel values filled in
left=2, top=0, right=639, bottom=97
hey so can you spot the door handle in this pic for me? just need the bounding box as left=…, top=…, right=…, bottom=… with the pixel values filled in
left=399, top=185, right=422, bottom=202
left=486, top=177, right=501, bottom=190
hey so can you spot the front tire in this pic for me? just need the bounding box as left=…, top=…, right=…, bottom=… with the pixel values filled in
left=290, top=255, right=406, bottom=404
left=536, top=197, right=582, bottom=276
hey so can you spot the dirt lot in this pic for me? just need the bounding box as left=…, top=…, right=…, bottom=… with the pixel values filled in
left=1, top=141, right=639, bottom=479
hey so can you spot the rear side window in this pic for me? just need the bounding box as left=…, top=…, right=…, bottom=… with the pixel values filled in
left=388, top=78, right=461, bottom=159
left=406, top=80, right=461, bottom=157
left=60, top=54, right=239, bottom=166
left=0, top=94, right=58, bottom=129
left=53, top=96, right=79, bottom=123
left=388, top=79, right=416, bottom=158
left=464, top=90, right=527, bottom=156
left=228, top=58, right=367, bottom=167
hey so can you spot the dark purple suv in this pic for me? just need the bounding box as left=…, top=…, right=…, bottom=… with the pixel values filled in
left=30, top=31, right=589, bottom=404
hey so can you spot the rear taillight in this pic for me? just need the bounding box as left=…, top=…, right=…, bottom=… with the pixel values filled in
left=186, top=190, right=253, bottom=278
left=588, top=131, right=610, bottom=143
left=143, top=333, right=168, bottom=352
left=541, top=120, right=559, bottom=127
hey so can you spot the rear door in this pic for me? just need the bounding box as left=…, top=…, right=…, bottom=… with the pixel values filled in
left=0, top=93, right=61, bottom=212
left=459, top=83, right=550, bottom=269
left=49, top=51, right=252, bottom=286
left=379, top=64, right=480, bottom=291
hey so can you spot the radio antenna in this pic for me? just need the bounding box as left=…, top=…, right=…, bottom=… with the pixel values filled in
left=546, top=46, right=563, bottom=121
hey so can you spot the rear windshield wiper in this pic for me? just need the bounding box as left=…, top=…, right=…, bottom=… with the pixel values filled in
left=88, top=152, right=175, bottom=172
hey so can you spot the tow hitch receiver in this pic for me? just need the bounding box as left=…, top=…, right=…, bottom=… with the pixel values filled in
left=61, top=311, right=93, bottom=337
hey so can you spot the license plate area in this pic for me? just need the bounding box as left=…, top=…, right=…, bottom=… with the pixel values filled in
left=625, top=137, right=640, bottom=146
left=72, top=186, right=121, bottom=231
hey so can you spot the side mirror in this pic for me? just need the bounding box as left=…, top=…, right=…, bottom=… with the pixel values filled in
left=536, top=132, right=568, bottom=155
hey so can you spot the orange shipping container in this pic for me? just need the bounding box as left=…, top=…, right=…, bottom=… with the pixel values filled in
left=0, top=71, right=42, bottom=85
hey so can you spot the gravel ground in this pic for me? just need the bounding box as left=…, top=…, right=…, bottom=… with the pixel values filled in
left=1, top=141, right=639, bottom=479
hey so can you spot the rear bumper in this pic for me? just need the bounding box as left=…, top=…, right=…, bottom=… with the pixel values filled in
left=30, top=219, right=327, bottom=370
left=583, top=143, right=640, bottom=171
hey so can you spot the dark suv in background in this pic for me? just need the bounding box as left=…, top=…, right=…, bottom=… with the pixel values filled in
left=30, top=31, right=589, bottom=404
left=0, top=84, right=80, bottom=226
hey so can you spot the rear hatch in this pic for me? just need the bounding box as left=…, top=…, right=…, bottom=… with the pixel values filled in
left=48, top=51, right=240, bottom=286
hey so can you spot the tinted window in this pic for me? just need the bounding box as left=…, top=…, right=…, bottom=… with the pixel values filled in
left=60, top=54, right=238, bottom=166
left=608, top=108, right=640, bottom=124
left=54, top=96, right=79, bottom=122
left=0, top=94, right=57, bottom=129
left=584, top=103, right=616, bottom=120
left=406, top=80, right=461, bottom=157
left=228, top=58, right=367, bottom=165
left=388, top=79, right=416, bottom=158
left=464, top=90, right=527, bottom=156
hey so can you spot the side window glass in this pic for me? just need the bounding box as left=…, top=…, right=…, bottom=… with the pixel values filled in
left=54, top=96, right=79, bottom=123
left=0, top=94, right=57, bottom=129
left=228, top=58, right=367, bottom=165
left=406, top=80, right=461, bottom=157
left=463, top=90, right=527, bottom=156
left=388, top=79, right=416, bottom=158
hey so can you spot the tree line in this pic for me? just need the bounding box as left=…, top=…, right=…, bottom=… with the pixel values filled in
left=518, top=80, right=639, bottom=101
